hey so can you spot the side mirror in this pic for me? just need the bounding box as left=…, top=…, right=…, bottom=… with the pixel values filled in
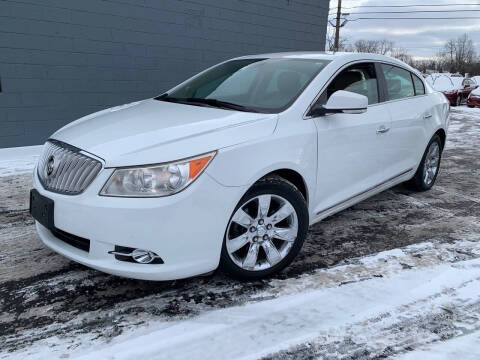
left=309, top=90, right=368, bottom=117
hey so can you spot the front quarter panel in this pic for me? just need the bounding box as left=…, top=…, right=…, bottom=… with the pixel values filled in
left=206, top=111, right=318, bottom=215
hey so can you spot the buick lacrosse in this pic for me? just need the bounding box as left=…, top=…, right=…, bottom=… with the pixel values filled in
left=30, top=52, right=449, bottom=280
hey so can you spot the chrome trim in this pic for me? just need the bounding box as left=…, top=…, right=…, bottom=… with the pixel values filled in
left=316, top=168, right=414, bottom=216
left=108, top=250, right=162, bottom=259
left=376, top=126, right=390, bottom=134
left=38, top=140, right=102, bottom=195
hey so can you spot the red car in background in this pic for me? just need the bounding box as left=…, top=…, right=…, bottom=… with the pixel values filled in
left=467, top=86, right=480, bottom=108
left=430, top=75, right=478, bottom=106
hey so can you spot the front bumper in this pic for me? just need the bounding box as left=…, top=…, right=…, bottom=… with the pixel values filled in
left=33, top=167, right=245, bottom=280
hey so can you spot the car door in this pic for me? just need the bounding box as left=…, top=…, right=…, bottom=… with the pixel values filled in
left=379, top=63, right=430, bottom=178
left=308, top=62, right=392, bottom=215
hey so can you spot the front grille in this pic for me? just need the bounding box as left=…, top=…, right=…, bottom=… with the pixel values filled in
left=38, top=140, right=102, bottom=195
left=51, top=227, right=90, bottom=252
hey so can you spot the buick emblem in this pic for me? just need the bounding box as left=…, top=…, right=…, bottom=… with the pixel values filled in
left=46, top=155, right=56, bottom=176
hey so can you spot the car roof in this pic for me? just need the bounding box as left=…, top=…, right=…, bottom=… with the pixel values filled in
left=232, top=51, right=418, bottom=73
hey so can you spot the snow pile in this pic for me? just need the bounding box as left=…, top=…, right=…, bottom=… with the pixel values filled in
left=0, top=145, right=42, bottom=177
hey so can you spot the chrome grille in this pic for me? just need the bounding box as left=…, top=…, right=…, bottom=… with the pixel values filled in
left=38, top=140, right=102, bottom=195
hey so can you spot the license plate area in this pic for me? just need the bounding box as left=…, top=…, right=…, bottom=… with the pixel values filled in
left=30, top=189, right=54, bottom=230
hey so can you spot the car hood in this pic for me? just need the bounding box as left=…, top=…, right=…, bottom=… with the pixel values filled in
left=52, top=99, right=278, bottom=167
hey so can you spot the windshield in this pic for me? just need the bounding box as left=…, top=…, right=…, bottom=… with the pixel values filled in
left=158, top=58, right=331, bottom=113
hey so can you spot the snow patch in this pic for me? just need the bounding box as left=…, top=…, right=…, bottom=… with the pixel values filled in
left=0, top=145, right=42, bottom=177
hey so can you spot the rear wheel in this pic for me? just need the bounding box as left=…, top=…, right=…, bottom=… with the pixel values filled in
left=406, top=134, right=443, bottom=191
left=220, top=177, right=308, bottom=280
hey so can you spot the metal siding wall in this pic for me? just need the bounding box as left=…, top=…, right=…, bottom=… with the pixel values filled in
left=0, top=0, right=329, bottom=148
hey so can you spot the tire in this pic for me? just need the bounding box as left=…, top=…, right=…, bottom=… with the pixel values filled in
left=220, top=176, right=308, bottom=280
left=468, top=105, right=474, bottom=108
left=405, top=134, right=443, bottom=192
left=455, top=95, right=461, bottom=106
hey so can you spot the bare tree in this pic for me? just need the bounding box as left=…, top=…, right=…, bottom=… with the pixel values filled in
left=326, top=27, right=348, bottom=51
left=455, top=34, right=476, bottom=72
left=438, top=34, right=477, bottom=73
left=324, top=33, right=479, bottom=75
left=391, top=47, right=412, bottom=64
left=353, top=39, right=380, bottom=53
left=378, top=39, right=394, bottom=55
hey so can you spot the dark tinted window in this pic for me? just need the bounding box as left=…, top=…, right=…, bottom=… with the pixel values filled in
left=412, top=74, right=425, bottom=95
left=381, top=64, right=415, bottom=100
left=314, top=62, right=379, bottom=107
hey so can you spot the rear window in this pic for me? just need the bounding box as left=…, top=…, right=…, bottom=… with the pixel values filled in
left=412, top=74, right=425, bottom=95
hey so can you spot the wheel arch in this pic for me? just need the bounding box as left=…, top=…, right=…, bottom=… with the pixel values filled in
left=259, top=168, right=309, bottom=205
left=434, top=128, right=446, bottom=150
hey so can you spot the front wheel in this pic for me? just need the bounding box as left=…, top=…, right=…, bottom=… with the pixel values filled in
left=220, top=177, right=308, bottom=280
left=405, top=134, right=443, bottom=191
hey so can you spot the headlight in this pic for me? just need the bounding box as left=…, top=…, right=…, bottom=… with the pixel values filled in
left=100, top=152, right=216, bottom=197
left=444, top=90, right=456, bottom=95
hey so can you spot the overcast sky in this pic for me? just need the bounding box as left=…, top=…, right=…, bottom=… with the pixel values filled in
left=328, top=0, right=480, bottom=59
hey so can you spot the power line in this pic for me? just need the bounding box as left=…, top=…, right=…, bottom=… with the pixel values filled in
left=337, top=9, right=480, bottom=15
left=348, top=16, right=480, bottom=21
left=341, top=3, right=480, bottom=9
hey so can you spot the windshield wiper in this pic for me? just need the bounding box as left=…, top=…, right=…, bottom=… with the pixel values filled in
left=156, top=95, right=258, bottom=113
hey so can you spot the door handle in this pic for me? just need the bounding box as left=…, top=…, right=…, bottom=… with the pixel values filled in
left=424, top=114, right=433, bottom=119
left=376, top=126, right=390, bottom=134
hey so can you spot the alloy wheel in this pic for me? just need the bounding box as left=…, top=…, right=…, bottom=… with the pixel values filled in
left=226, top=194, right=298, bottom=271
left=423, top=142, right=440, bottom=186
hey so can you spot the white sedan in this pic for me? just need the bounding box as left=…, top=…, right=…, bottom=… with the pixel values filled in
left=30, top=52, right=449, bottom=280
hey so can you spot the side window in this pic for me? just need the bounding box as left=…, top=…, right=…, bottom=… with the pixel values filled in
left=381, top=64, right=415, bottom=100
left=412, top=74, right=425, bottom=95
left=314, top=62, right=379, bottom=107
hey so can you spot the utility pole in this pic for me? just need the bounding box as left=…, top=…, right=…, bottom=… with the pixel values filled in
left=334, top=0, right=342, bottom=51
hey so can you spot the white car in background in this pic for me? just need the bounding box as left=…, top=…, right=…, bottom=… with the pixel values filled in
left=30, top=52, right=449, bottom=280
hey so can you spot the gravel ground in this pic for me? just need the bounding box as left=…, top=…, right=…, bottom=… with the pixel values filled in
left=0, top=107, right=479, bottom=359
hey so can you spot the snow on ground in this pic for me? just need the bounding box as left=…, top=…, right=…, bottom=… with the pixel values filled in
left=0, top=145, right=42, bottom=177
left=0, top=106, right=479, bottom=359
left=392, top=332, right=480, bottom=360
left=5, top=240, right=480, bottom=360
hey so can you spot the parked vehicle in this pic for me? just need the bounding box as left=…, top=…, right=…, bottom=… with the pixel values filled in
left=430, top=75, right=477, bottom=106
left=467, top=86, right=480, bottom=108
left=30, top=53, right=449, bottom=280
left=472, top=76, right=480, bottom=87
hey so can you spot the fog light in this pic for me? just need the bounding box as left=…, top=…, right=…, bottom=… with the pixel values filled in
left=132, top=249, right=156, bottom=264
left=109, top=246, right=164, bottom=264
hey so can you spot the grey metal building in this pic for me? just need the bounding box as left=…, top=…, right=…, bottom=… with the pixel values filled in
left=0, top=0, right=329, bottom=148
